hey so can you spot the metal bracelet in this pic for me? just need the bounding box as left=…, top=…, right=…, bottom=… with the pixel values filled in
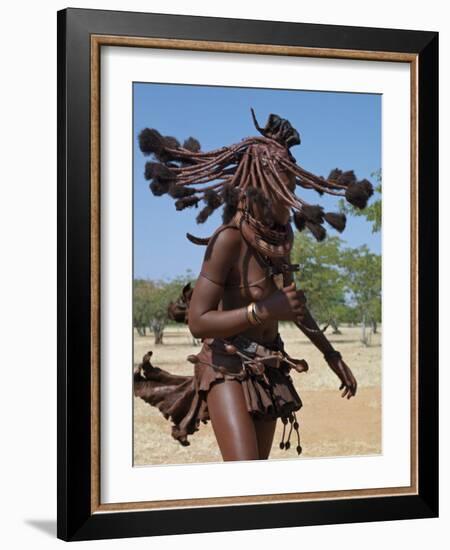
left=251, top=302, right=263, bottom=324
left=247, top=302, right=262, bottom=325
left=246, top=303, right=259, bottom=325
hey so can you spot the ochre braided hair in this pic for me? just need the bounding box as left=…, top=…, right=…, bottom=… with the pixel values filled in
left=138, top=108, right=374, bottom=241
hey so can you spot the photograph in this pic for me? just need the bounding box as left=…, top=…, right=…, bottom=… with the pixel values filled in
left=0, top=0, right=445, bottom=545
left=132, top=83, right=382, bottom=466
left=55, top=7, right=439, bottom=541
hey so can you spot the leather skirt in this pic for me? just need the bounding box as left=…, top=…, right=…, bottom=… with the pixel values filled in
left=133, top=333, right=309, bottom=455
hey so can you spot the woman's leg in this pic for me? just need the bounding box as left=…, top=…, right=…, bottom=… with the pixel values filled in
left=253, top=416, right=277, bottom=459
left=206, top=379, right=259, bottom=461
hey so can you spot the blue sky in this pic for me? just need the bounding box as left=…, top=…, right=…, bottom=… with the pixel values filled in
left=133, top=82, right=381, bottom=281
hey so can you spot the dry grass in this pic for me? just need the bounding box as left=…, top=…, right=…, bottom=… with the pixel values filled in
left=133, top=324, right=381, bottom=465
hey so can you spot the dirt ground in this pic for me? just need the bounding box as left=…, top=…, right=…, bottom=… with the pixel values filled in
left=133, top=324, right=381, bottom=465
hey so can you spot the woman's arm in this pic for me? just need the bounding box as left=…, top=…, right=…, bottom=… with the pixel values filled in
left=283, top=261, right=357, bottom=398
left=188, top=227, right=254, bottom=339
left=294, top=304, right=336, bottom=355
left=188, top=229, right=310, bottom=339
left=282, top=266, right=334, bottom=353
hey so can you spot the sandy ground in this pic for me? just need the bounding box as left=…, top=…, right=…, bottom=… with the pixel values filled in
left=133, top=324, right=381, bottom=465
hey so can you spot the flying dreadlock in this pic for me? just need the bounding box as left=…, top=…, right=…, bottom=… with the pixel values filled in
left=138, top=108, right=374, bottom=242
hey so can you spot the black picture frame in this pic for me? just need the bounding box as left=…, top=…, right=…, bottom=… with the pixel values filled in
left=57, top=7, right=438, bottom=542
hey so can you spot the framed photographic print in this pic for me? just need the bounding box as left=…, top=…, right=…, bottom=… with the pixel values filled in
left=57, top=7, right=439, bottom=542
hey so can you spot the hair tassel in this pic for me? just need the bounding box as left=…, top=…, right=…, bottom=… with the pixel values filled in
left=169, top=183, right=197, bottom=199
left=138, top=128, right=166, bottom=157
left=196, top=205, right=213, bottom=224
left=222, top=204, right=238, bottom=224
left=204, top=189, right=223, bottom=210
left=324, top=211, right=347, bottom=232
left=183, top=137, right=201, bottom=152
left=175, top=196, right=200, bottom=211
left=164, top=136, right=181, bottom=149
left=293, top=211, right=306, bottom=232
left=144, top=161, right=175, bottom=181
left=301, top=204, right=325, bottom=224
left=149, top=179, right=171, bottom=196
left=345, top=180, right=374, bottom=209
left=305, top=220, right=327, bottom=241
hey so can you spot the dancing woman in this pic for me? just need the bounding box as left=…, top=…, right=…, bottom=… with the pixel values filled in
left=134, top=109, right=372, bottom=461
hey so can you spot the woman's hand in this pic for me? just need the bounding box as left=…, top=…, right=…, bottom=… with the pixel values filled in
left=325, top=353, right=357, bottom=399
left=255, top=281, right=307, bottom=322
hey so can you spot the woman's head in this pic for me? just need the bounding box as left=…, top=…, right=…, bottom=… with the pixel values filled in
left=270, top=167, right=296, bottom=225
left=239, top=150, right=296, bottom=227
left=138, top=109, right=373, bottom=241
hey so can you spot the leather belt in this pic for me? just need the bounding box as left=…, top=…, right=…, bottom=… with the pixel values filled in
left=201, top=334, right=308, bottom=375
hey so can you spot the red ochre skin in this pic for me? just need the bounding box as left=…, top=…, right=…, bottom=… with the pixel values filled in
left=188, top=173, right=357, bottom=461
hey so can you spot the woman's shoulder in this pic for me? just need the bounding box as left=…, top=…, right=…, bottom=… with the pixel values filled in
left=205, top=222, right=242, bottom=261
left=211, top=222, right=241, bottom=243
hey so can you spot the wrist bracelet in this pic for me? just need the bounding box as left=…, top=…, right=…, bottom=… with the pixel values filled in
left=247, top=302, right=262, bottom=325
left=323, top=350, right=341, bottom=361
left=253, top=302, right=263, bottom=323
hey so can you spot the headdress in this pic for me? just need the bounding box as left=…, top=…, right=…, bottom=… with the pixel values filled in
left=138, top=109, right=374, bottom=243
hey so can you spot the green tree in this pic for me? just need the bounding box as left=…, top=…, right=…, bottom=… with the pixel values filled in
left=133, top=279, right=153, bottom=336
left=341, top=245, right=381, bottom=345
left=291, top=232, right=348, bottom=332
left=133, top=274, right=194, bottom=344
left=339, top=169, right=382, bottom=233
